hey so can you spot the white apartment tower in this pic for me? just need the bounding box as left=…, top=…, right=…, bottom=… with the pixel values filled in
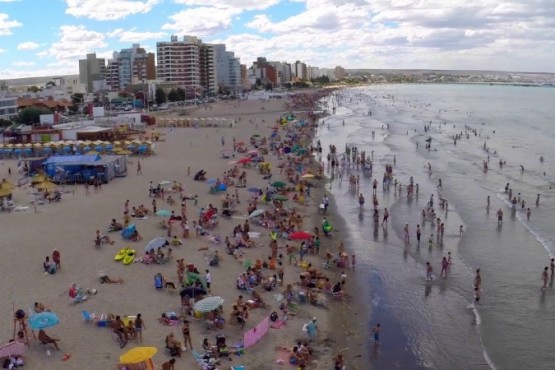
left=157, top=35, right=201, bottom=90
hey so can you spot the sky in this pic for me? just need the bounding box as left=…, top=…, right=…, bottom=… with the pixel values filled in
left=0, top=0, right=554, bottom=79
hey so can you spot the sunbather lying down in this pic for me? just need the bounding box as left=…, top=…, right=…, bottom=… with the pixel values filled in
left=100, top=275, right=124, bottom=284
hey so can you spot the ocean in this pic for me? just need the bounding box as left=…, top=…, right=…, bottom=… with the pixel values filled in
left=315, top=84, right=555, bottom=370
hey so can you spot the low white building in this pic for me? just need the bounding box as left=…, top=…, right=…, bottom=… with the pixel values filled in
left=0, top=96, right=18, bottom=120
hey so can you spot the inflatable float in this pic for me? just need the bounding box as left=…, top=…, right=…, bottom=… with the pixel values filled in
left=114, top=248, right=130, bottom=262
left=122, top=250, right=135, bottom=265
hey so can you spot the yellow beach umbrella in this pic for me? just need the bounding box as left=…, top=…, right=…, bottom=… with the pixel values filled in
left=14, top=143, right=23, bottom=148
left=119, top=346, right=158, bottom=364
left=0, top=179, right=15, bottom=190
left=33, top=143, right=43, bottom=148
left=24, top=143, right=33, bottom=148
left=113, top=141, right=122, bottom=146
left=0, top=188, right=12, bottom=198
left=31, top=174, right=46, bottom=184
left=123, top=140, right=132, bottom=145
left=36, top=180, right=57, bottom=191
left=87, top=150, right=99, bottom=155
left=117, top=150, right=132, bottom=155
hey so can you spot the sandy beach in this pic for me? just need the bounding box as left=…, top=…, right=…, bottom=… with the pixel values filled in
left=0, top=94, right=365, bottom=369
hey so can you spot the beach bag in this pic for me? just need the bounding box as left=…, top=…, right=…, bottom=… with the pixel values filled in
left=302, top=323, right=308, bottom=332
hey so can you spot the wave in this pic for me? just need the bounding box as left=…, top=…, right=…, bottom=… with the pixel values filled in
left=495, top=191, right=554, bottom=258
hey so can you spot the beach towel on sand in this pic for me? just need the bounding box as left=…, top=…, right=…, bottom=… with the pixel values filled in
left=271, top=320, right=285, bottom=329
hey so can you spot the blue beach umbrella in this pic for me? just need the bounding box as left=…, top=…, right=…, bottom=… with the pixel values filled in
left=127, top=145, right=135, bottom=150
left=43, top=147, right=52, bottom=153
left=156, top=209, right=171, bottom=217
left=13, top=148, right=22, bottom=155
left=138, top=145, right=148, bottom=153
left=23, top=148, right=32, bottom=155
left=63, top=146, right=71, bottom=152
left=105, top=144, right=113, bottom=151
left=83, top=146, right=91, bottom=152
left=145, top=236, right=168, bottom=251
left=95, top=145, right=104, bottom=152
left=206, top=178, right=217, bottom=185
left=29, top=312, right=60, bottom=330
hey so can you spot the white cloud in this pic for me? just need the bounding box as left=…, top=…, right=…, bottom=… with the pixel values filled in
left=0, top=13, right=21, bottom=36
left=39, top=25, right=108, bottom=65
left=17, top=41, right=40, bottom=50
left=162, top=7, right=239, bottom=35
left=0, top=0, right=21, bottom=2
left=0, top=48, right=5, bottom=53
left=12, top=61, right=35, bottom=67
left=65, top=0, right=161, bottom=21
left=174, top=0, right=279, bottom=11
left=107, top=28, right=167, bottom=42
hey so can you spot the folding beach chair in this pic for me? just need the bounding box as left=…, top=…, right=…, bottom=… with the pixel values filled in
left=81, top=310, right=95, bottom=323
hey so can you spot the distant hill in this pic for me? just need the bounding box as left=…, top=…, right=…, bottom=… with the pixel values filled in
left=1, top=75, right=80, bottom=87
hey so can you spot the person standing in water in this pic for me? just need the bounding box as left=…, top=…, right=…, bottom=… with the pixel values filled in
left=474, top=269, right=482, bottom=290
left=496, top=209, right=503, bottom=225
left=542, top=267, right=549, bottom=289
left=527, top=208, right=531, bottom=221
left=372, top=323, right=381, bottom=345
left=416, top=224, right=421, bottom=244
left=486, top=195, right=490, bottom=210
left=426, top=262, right=433, bottom=282
left=536, top=194, right=540, bottom=206
left=440, top=257, right=449, bottom=278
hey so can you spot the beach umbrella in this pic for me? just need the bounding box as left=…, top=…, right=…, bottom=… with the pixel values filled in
left=159, top=180, right=172, bottom=186
left=119, top=347, right=158, bottom=364
left=29, top=312, right=60, bottom=330
left=301, top=173, right=315, bottom=179
left=206, top=178, right=217, bottom=185
left=238, top=157, right=251, bottom=164
left=138, top=145, right=148, bottom=153
left=94, top=145, right=103, bottom=152
left=289, top=231, right=312, bottom=240
left=155, top=209, right=171, bottom=217
left=63, top=146, right=71, bottom=152
left=249, top=209, right=265, bottom=218
left=0, top=341, right=27, bottom=358
left=180, top=287, right=207, bottom=298
left=194, top=296, right=224, bottom=313
left=36, top=180, right=57, bottom=190
left=248, top=150, right=258, bottom=154
left=127, top=145, right=136, bottom=150
left=43, top=147, right=52, bottom=153
left=0, top=188, right=12, bottom=198
left=14, top=143, right=23, bottom=148
left=13, top=149, right=22, bottom=155
left=227, top=160, right=237, bottom=165
left=247, top=187, right=260, bottom=193
left=24, top=143, right=33, bottom=148
left=23, top=148, right=32, bottom=155
left=83, top=146, right=91, bottom=152
left=273, top=195, right=289, bottom=202
left=105, top=144, right=113, bottom=151
left=271, top=181, right=286, bottom=188
left=145, top=236, right=168, bottom=251
left=33, top=143, right=43, bottom=148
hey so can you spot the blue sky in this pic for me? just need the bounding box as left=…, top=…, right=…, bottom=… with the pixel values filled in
left=1, top=0, right=554, bottom=79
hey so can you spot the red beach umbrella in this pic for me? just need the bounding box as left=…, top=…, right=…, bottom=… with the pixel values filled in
left=238, top=157, right=251, bottom=164
left=289, top=231, right=312, bottom=240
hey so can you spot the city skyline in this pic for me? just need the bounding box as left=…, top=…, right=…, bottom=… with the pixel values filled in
left=1, top=0, right=555, bottom=80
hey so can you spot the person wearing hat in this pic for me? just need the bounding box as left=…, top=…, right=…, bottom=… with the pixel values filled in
left=306, top=317, right=318, bottom=341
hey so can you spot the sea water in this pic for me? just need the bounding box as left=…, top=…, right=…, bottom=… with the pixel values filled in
left=315, top=84, right=555, bottom=370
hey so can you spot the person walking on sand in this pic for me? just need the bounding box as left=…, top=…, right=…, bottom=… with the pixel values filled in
left=486, top=195, right=490, bottom=210
left=527, top=208, right=531, bottom=221
left=137, top=160, right=142, bottom=175
left=550, top=258, right=555, bottom=279
left=372, top=323, right=381, bottom=345
left=404, top=224, right=410, bottom=244
left=351, top=254, right=356, bottom=270
left=542, top=267, right=549, bottom=289
left=416, top=224, right=421, bottom=244
left=536, top=194, right=540, bottom=206
left=134, top=313, right=146, bottom=343
left=182, top=319, right=193, bottom=350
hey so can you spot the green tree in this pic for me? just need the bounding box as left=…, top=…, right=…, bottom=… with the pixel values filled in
left=155, top=87, right=167, bottom=105
left=176, top=88, right=186, bottom=101
left=0, top=118, right=13, bottom=128
left=167, top=89, right=178, bottom=102
left=15, top=106, right=52, bottom=124
left=27, top=85, right=41, bottom=93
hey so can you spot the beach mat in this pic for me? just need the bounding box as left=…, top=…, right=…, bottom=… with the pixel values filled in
left=271, top=320, right=285, bottom=329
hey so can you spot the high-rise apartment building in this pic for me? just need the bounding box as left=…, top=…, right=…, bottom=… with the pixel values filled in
left=78, top=53, right=106, bottom=93
left=199, top=43, right=217, bottom=96
left=292, top=60, right=308, bottom=80
left=105, top=44, right=155, bottom=91
left=156, top=35, right=203, bottom=95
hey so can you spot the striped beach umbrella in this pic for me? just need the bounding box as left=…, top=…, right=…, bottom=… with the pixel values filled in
left=193, top=296, right=224, bottom=313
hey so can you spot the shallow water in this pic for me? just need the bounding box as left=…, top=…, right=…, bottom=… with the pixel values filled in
left=316, top=84, right=555, bottom=370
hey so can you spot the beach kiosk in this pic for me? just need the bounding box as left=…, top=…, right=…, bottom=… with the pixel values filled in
left=43, top=155, right=127, bottom=183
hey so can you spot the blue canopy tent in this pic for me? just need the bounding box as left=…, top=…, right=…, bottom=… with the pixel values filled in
left=122, top=224, right=136, bottom=240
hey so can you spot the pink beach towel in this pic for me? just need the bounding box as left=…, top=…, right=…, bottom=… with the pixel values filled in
left=271, top=320, right=285, bottom=329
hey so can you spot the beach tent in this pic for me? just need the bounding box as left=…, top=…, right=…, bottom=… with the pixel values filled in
left=122, top=224, right=136, bottom=240
left=36, top=180, right=58, bottom=191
